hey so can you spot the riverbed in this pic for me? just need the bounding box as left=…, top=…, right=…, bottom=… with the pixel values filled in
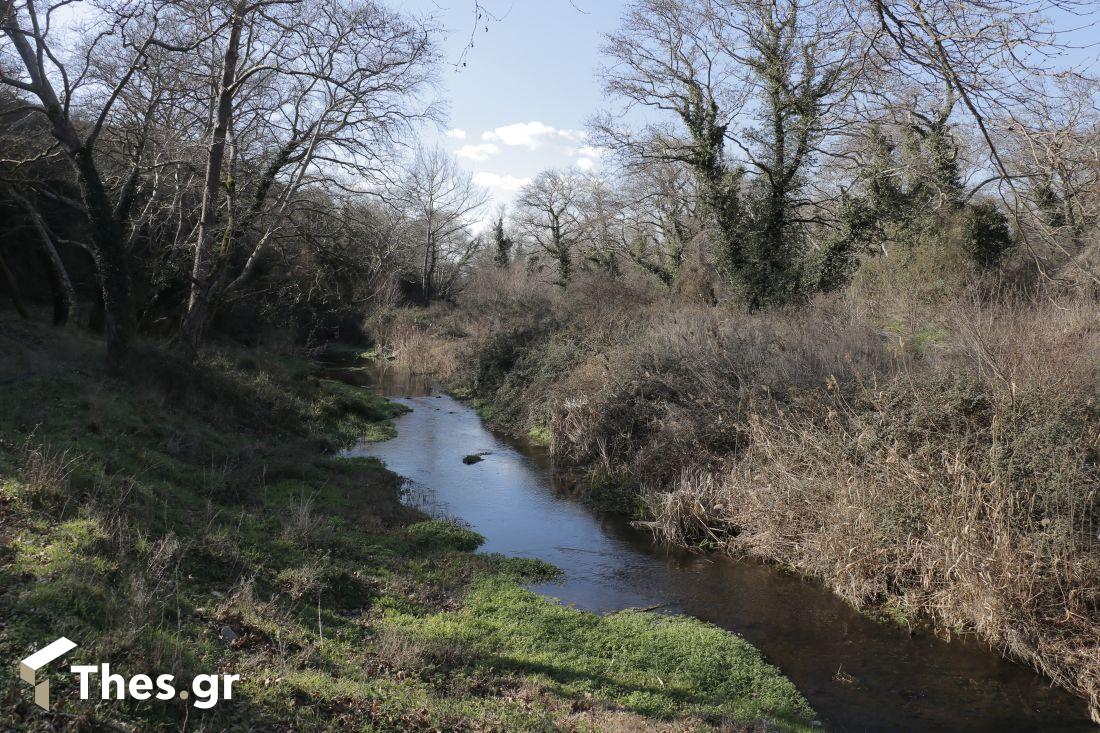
left=344, top=366, right=1093, bottom=732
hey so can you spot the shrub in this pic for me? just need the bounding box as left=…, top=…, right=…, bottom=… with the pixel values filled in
left=404, top=520, right=485, bottom=552
left=963, top=201, right=1014, bottom=268
left=440, top=262, right=1100, bottom=716
left=646, top=372, right=1099, bottom=718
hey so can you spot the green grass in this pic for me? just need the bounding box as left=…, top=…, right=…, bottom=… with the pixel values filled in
left=404, top=519, right=487, bottom=552
left=526, top=425, right=552, bottom=446
left=0, top=320, right=816, bottom=732
left=386, top=579, right=815, bottom=728
left=880, top=320, right=949, bottom=356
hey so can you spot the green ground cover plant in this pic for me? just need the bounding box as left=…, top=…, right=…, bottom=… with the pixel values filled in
left=0, top=319, right=815, bottom=732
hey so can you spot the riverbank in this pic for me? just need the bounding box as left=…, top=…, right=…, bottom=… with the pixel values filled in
left=357, top=381, right=1095, bottom=730
left=0, top=318, right=815, bottom=732
left=370, top=271, right=1100, bottom=723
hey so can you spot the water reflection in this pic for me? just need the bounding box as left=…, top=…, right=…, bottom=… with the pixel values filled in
left=343, top=366, right=1093, bottom=732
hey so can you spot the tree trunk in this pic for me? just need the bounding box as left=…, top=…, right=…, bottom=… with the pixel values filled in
left=38, top=240, right=73, bottom=326
left=74, top=149, right=133, bottom=361
left=7, top=186, right=78, bottom=325
left=3, top=17, right=131, bottom=359
left=421, top=221, right=434, bottom=305
left=182, top=8, right=245, bottom=350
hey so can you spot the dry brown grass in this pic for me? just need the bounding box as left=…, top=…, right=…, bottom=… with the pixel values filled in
left=367, top=304, right=466, bottom=382
left=634, top=293, right=1100, bottom=721
left=647, top=377, right=1099, bottom=719
left=15, top=441, right=81, bottom=507
left=282, top=493, right=323, bottom=545
left=422, top=264, right=1100, bottom=719
left=548, top=296, right=896, bottom=488
left=941, top=288, right=1100, bottom=390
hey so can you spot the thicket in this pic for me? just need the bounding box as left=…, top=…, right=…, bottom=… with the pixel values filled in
left=377, top=244, right=1100, bottom=720
left=2, top=0, right=1095, bottom=367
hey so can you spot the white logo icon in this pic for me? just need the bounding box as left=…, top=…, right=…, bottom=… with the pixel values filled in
left=19, top=637, right=77, bottom=710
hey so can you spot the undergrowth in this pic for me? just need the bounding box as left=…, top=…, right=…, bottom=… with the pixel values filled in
left=0, top=319, right=815, bottom=732
left=379, top=268, right=1100, bottom=723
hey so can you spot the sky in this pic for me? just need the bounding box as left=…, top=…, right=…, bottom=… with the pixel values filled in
left=398, top=0, right=1100, bottom=222
left=402, top=1, right=628, bottom=214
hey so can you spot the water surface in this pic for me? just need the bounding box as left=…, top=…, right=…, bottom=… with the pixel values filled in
left=346, top=367, right=1093, bottom=732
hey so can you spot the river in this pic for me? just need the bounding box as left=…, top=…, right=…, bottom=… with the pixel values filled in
left=343, top=365, right=1094, bottom=732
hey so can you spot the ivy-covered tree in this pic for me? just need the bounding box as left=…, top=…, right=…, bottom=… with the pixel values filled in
left=492, top=211, right=514, bottom=268
left=596, top=0, right=861, bottom=310
left=842, top=106, right=1014, bottom=271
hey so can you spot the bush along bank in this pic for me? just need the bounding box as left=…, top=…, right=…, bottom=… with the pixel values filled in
left=421, top=274, right=1100, bottom=722
left=0, top=318, right=816, bottom=733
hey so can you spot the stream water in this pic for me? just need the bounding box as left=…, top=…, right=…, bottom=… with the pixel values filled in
left=343, top=365, right=1093, bottom=732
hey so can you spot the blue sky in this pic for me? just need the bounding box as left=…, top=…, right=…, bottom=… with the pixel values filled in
left=403, top=0, right=627, bottom=209
left=402, top=1, right=1100, bottom=217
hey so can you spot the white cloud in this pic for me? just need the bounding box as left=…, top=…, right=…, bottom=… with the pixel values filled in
left=576, top=157, right=595, bottom=171
left=455, top=143, right=500, bottom=161
left=445, top=128, right=467, bottom=140
left=472, top=172, right=532, bottom=191
left=483, top=121, right=584, bottom=149
left=577, top=145, right=606, bottom=159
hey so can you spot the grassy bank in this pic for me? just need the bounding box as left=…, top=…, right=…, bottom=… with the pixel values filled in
left=0, top=318, right=815, bottom=732
left=373, top=268, right=1100, bottom=722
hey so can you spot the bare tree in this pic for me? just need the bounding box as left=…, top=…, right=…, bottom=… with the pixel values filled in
left=2, top=183, right=78, bottom=323
left=997, top=76, right=1100, bottom=255
left=393, top=145, right=486, bottom=303
left=612, top=160, right=700, bottom=286
left=515, top=169, right=587, bottom=287
left=862, top=0, right=1100, bottom=282
left=0, top=0, right=200, bottom=359
left=594, top=0, right=746, bottom=210
left=178, top=0, right=437, bottom=347
left=0, top=102, right=81, bottom=324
